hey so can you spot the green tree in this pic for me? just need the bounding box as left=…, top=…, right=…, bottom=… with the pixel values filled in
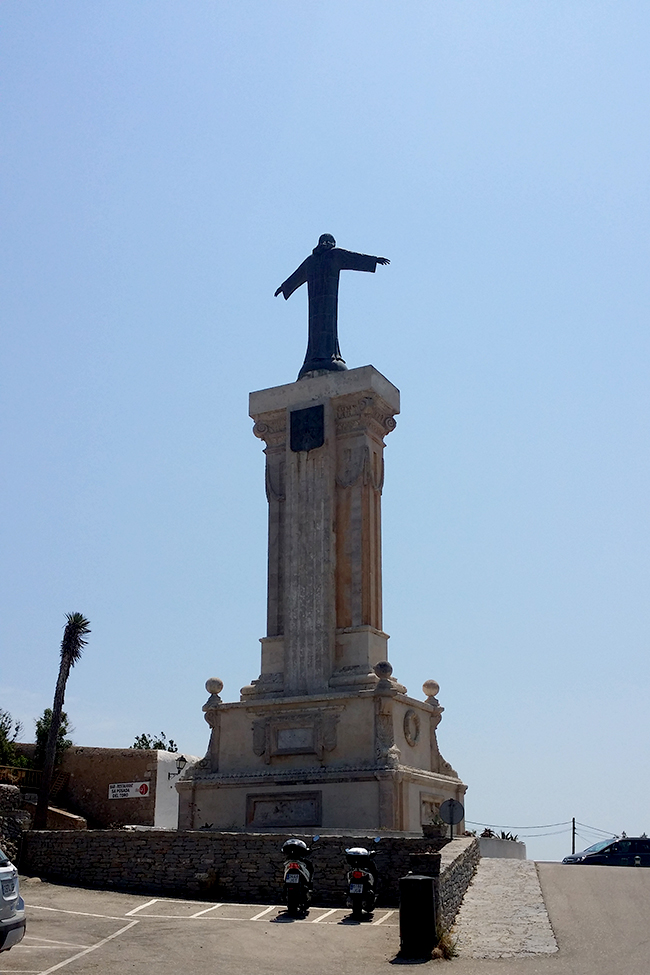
left=33, top=708, right=73, bottom=768
left=0, top=709, right=28, bottom=768
left=34, top=612, right=90, bottom=829
left=131, top=732, right=178, bottom=752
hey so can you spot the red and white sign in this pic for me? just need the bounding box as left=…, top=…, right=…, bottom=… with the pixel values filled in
left=108, top=781, right=150, bottom=800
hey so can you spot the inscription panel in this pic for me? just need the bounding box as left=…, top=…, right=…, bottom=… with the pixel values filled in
left=276, top=726, right=314, bottom=752
left=246, top=791, right=322, bottom=827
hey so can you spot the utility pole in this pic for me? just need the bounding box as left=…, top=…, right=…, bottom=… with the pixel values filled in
left=572, top=817, right=576, bottom=854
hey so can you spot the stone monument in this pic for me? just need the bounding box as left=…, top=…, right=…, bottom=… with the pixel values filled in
left=177, top=235, right=466, bottom=831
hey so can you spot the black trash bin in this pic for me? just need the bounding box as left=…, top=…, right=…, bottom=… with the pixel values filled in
left=399, top=873, right=437, bottom=959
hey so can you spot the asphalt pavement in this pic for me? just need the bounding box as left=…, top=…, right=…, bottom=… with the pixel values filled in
left=2, top=862, right=649, bottom=974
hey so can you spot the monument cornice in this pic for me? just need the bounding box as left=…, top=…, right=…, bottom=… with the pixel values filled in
left=249, top=364, right=400, bottom=417
left=181, top=763, right=465, bottom=788
left=215, top=690, right=377, bottom=712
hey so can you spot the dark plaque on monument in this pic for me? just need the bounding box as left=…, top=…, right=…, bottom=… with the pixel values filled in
left=290, top=405, right=325, bottom=452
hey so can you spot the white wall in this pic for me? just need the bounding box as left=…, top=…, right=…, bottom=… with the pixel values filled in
left=479, top=837, right=527, bottom=859
left=154, top=752, right=200, bottom=828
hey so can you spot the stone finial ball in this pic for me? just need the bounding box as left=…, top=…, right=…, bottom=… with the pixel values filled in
left=423, top=680, right=440, bottom=698
left=205, top=678, right=224, bottom=695
left=374, top=660, right=393, bottom=679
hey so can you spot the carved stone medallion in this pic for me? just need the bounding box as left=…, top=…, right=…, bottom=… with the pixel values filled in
left=403, top=709, right=420, bottom=746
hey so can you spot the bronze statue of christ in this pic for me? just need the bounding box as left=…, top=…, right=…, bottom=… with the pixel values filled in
left=275, top=234, right=390, bottom=380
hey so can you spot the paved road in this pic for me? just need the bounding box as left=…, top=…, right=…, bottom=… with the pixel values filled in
left=3, top=864, right=649, bottom=974
left=450, top=862, right=650, bottom=975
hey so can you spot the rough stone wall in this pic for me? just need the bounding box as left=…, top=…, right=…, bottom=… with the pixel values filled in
left=437, top=836, right=480, bottom=930
left=21, top=829, right=478, bottom=915
left=0, top=784, right=32, bottom=863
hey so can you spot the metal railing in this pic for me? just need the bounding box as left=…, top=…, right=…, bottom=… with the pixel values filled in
left=0, top=765, right=42, bottom=789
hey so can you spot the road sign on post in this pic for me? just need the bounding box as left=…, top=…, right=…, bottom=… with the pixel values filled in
left=438, top=799, right=464, bottom=840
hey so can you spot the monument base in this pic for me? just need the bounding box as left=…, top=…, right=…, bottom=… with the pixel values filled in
left=178, top=765, right=465, bottom=833
left=177, top=681, right=466, bottom=832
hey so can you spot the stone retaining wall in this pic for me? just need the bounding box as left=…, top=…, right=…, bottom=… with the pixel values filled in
left=21, top=830, right=478, bottom=923
left=438, top=834, right=481, bottom=930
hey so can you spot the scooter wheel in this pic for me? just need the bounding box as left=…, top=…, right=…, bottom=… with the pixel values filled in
left=287, top=888, right=302, bottom=916
left=351, top=893, right=363, bottom=920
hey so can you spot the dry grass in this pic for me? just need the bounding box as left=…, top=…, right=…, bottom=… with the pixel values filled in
left=431, top=928, right=459, bottom=960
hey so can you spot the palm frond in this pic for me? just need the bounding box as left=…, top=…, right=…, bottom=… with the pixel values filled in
left=60, top=612, right=91, bottom=666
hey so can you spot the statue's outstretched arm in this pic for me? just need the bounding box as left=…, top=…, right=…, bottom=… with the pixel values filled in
left=336, top=250, right=390, bottom=273
left=275, top=257, right=310, bottom=300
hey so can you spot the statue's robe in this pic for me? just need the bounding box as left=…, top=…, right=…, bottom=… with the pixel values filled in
left=276, top=247, right=382, bottom=379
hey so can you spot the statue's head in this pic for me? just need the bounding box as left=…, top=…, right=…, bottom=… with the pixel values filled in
left=317, top=233, right=336, bottom=249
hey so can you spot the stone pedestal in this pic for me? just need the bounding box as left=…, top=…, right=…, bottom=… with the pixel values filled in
left=178, top=366, right=466, bottom=832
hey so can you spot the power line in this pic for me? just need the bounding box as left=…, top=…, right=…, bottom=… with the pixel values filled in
left=576, top=820, right=618, bottom=836
left=467, top=818, right=618, bottom=840
left=515, top=827, right=572, bottom=838
left=574, top=831, right=599, bottom=845
left=466, top=819, right=571, bottom=830
left=577, top=827, right=616, bottom=839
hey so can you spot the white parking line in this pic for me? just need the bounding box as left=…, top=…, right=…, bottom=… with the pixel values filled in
left=23, top=900, right=399, bottom=928
left=311, top=908, right=338, bottom=923
left=11, top=946, right=89, bottom=951
left=373, top=910, right=395, bottom=925
left=125, top=898, right=159, bottom=916
left=37, top=920, right=139, bottom=975
left=189, top=904, right=223, bottom=918
left=22, top=936, right=91, bottom=948
left=13, top=946, right=86, bottom=952
left=249, top=906, right=276, bottom=920
left=136, top=913, right=252, bottom=921
left=25, top=904, right=128, bottom=921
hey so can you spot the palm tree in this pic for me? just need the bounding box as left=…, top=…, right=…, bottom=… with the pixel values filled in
left=34, top=613, right=90, bottom=829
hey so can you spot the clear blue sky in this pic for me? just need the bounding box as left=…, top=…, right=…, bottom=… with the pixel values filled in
left=2, top=2, right=648, bottom=860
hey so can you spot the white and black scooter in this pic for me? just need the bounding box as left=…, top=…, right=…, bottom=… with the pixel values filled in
left=281, top=838, right=316, bottom=916
left=345, top=838, right=380, bottom=920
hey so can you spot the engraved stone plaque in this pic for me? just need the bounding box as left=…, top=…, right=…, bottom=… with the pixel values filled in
left=290, top=405, right=324, bottom=452
left=276, top=727, right=314, bottom=751
left=246, top=791, right=322, bottom=827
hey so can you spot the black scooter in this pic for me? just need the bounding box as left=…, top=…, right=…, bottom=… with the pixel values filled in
left=281, top=838, right=316, bottom=916
left=345, top=838, right=380, bottom=920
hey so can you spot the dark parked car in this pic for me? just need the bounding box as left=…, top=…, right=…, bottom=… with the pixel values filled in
left=563, top=837, right=650, bottom=866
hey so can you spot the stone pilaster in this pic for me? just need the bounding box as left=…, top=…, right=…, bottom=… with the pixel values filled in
left=243, top=366, right=399, bottom=699
left=330, top=389, right=397, bottom=689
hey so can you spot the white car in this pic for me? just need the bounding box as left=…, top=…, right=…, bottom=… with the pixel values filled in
left=0, top=846, right=26, bottom=952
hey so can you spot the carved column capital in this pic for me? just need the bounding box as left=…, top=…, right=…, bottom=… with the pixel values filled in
left=252, top=409, right=287, bottom=449
left=334, top=392, right=398, bottom=444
